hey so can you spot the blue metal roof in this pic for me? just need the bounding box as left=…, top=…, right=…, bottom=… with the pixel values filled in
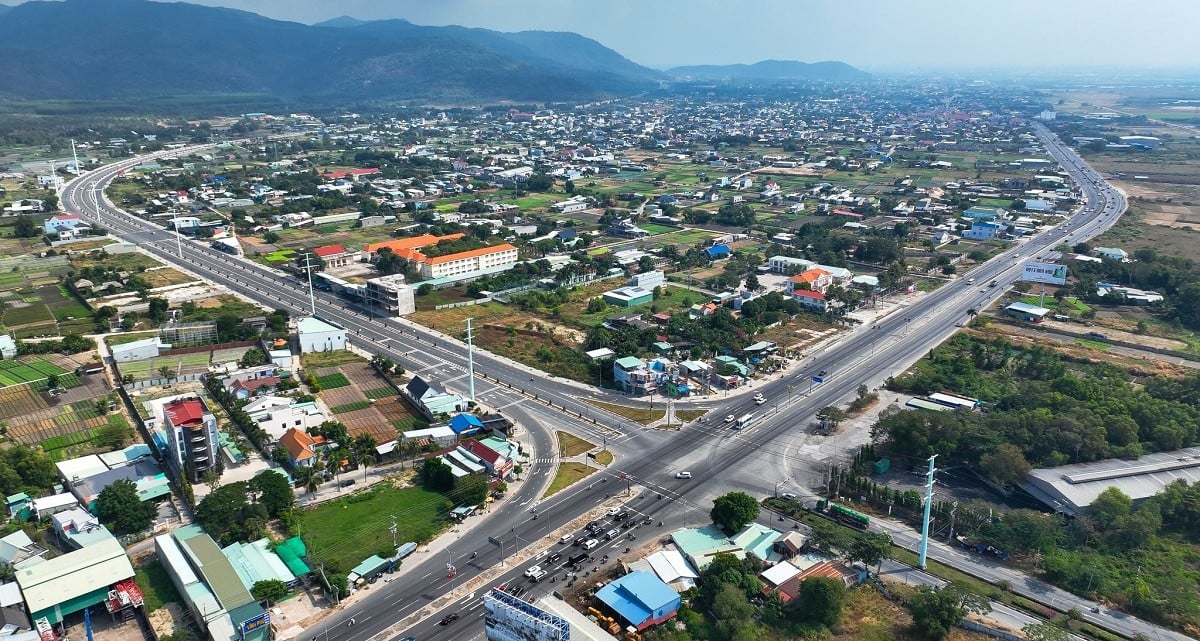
left=595, top=570, right=680, bottom=628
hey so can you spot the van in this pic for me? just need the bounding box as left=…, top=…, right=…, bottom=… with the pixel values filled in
left=605, top=528, right=620, bottom=541
left=560, top=534, right=574, bottom=544
left=582, top=539, right=599, bottom=550
left=967, top=278, right=975, bottom=285
left=675, top=471, right=692, bottom=479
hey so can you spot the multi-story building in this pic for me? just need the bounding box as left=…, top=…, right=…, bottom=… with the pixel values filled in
left=163, top=397, right=219, bottom=483
left=417, top=244, right=519, bottom=280
left=365, top=274, right=416, bottom=316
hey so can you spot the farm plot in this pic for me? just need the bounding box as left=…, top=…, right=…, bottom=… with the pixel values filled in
left=0, top=357, right=69, bottom=388
left=316, top=363, right=422, bottom=444
left=117, top=351, right=212, bottom=382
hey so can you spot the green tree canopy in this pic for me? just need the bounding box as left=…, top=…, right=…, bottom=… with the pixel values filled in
left=793, top=577, right=845, bottom=628
left=711, top=491, right=760, bottom=533
left=907, top=586, right=990, bottom=641
left=251, top=579, right=288, bottom=605
left=95, top=479, right=156, bottom=534
left=455, top=474, right=489, bottom=506
left=249, top=471, right=294, bottom=518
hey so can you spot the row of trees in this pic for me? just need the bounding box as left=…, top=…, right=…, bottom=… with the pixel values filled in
left=881, top=335, right=1200, bottom=482
left=195, top=473, right=295, bottom=546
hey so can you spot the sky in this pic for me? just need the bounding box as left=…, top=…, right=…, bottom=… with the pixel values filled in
left=8, top=0, right=1200, bottom=70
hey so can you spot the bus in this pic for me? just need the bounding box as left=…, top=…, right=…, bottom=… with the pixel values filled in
left=734, top=413, right=756, bottom=429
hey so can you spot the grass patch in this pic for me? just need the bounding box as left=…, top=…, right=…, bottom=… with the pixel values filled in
left=392, top=416, right=429, bottom=433
left=301, top=351, right=365, bottom=368
left=363, top=387, right=397, bottom=400
left=674, top=409, right=708, bottom=422
left=594, top=450, right=613, bottom=466
left=556, top=431, right=596, bottom=457
left=314, top=373, right=351, bottom=389
left=134, top=561, right=182, bottom=614
left=581, top=399, right=664, bottom=425
left=296, top=485, right=450, bottom=574
left=542, top=462, right=597, bottom=498
left=331, top=400, right=372, bottom=414
left=1073, top=338, right=1110, bottom=351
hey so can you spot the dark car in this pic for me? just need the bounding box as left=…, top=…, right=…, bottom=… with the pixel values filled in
left=339, top=479, right=356, bottom=488
left=547, top=553, right=562, bottom=563
left=439, top=613, right=459, bottom=626
left=614, top=511, right=629, bottom=521
left=573, top=537, right=587, bottom=547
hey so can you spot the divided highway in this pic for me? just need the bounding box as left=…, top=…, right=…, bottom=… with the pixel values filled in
left=59, top=128, right=1189, bottom=641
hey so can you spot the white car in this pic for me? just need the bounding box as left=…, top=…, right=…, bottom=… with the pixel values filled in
left=725, top=414, right=737, bottom=423
left=676, top=471, right=692, bottom=479
left=523, top=565, right=542, bottom=578
left=560, top=534, right=574, bottom=544
left=527, top=567, right=548, bottom=582
left=754, top=393, right=766, bottom=405
left=606, top=507, right=620, bottom=516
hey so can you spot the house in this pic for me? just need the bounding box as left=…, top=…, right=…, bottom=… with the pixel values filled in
left=613, top=357, right=656, bottom=394
left=0, top=530, right=47, bottom=570
left=365, top=274, right=416, bottom=316
left=313, top=244, right=352, bottom=269
left=296, top=317, right=347, bottom=354
left=460, top=439, right=514, bottom=479
left=403, top=376, right=465, bottom=419
left=279, top=428, right=318, bottom=468
left=626, top=549, right=700, bottom=592
left=962, top=221, right=1000, bottom=241
left=243, top=396, right=325, bottom=442
left=789, top=268, right=833, bottom=294
left=449, top=413, right=484, bottom=437
left=0, top=335, right=15, bottom=360
left=1093, top=246, right=1130, bottom=262
left=930, top=230, right=953, bottom=245
left=962, top=206, right=1004, bottom=221
left=595, top=571, right=680, bottom=631
left=609, top=219, right=650, bottom=238
left=767, top=255, right=815, bottom=274
left=705, top=244, right=731, bottom=260
left=792, top=289, right=828, bottom=312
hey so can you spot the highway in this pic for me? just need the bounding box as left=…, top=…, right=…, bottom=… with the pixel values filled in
left=58, top=125, right=1191, bottom=641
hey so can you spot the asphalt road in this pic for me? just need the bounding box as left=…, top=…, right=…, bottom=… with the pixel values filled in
left=58, top=128, right=1191, bottom=641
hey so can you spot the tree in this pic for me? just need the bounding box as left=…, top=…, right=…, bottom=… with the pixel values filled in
left=95, top=479, right=156, bottom=534
left=417, top=283, right=433, bottom=296
left=251, top=579, right=288, bottom=605
left=94, top=417, right=134, bottom=449
left=455, top=473, right=490, bottom=505
left=263, top=231, right=280, bottom=244
left=239, top=348, right=268, bottom=368
left=816, top=406, right=849, bottom=429
left=249, top=470, right=294, bottom=518
left=710, top=583, right=756, bottom=641
left=13, top=215, right=39, bottom=238
left=1088, top=487, right=1132, bottom=526
left=794, top=577, right=845, bottom=628
left=744, top=273, right=760, bottom=291
left=907, top=586, right=990, bottom=641
left=979, top=443, right=1031, bottom=486
left=711, top=491, right=760, bottom=533
left=421, top=457, right=455, bottom=492
left=847, top=531, right=892, bottom=572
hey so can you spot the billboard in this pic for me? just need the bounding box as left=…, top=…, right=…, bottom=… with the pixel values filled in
left=484, top=588, right=569, bottom=641
left=1021, top=262, right=1068, bottom=285
left=240, top=611, right=270, bottom=637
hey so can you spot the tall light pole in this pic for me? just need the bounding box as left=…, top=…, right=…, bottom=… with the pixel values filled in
left=918, top=454, right=938, bottom=569
left=300, top=251, right=318, bottom=315
left=465, top=318, right=476, bottom=403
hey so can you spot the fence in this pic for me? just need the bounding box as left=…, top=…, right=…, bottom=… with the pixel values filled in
left=122, top=373, right=204, bottom=390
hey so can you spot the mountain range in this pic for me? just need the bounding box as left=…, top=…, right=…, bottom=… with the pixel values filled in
left=0, top=0, right=865, bottom=105
left=667, top=59, right=869, bottom=82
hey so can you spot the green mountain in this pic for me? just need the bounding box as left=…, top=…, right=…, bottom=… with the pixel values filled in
left=0, top=0, right=662, bottom=103
left=668, top=59, right=869, bottom=82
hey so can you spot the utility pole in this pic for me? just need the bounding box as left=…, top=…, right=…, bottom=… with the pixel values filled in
left=465, top=318, right=476, bottom=403
left=948, top=501, right=959, bottom=544
left=300, top=251, right=318, bottom=315
left=389, top=516, right=398, bottom=548
left=918, top=454, right=938, bottom=569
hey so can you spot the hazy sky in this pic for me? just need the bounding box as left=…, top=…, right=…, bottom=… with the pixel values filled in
left=9, top=0, right=1200, bottom=70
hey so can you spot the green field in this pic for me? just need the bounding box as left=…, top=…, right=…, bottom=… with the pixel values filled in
left=331, top=400, right=372, bottom=414
left=314, top=373, right=350, bottom=389
left=296, top=486, right=451, bottom=573
left=363, top=387, right=397, bottom=400
left=0, top=357, right=67, bottom=388
left=263, top=250, right=295, bottom=262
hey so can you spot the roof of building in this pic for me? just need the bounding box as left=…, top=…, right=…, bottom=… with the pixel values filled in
left=1005, top=301, right=1051, bottom=316
left=595, top=571, right=679, bottom=627
left=761, top=559, right=801, bottom=587
left=670, top=526, right=743, bottom=569
left=15, top=535, right=133, bottom=615
left=222, top=538, right=297, bottom=591
left=274, top=536, right=311, bottom=577
left=614, top=356, right=645, bottom=370
left=71, top=460, right=170, bottom=505
left=461, top=439, right=503, bottom=466
left=642, top=549, right=699, bottom=584
left=705, top=244, right=731, bottom=256
left=364, top=233, right=465, bottom=255
left=175, top=526, right=255, bottom=610
left=731, top=523, right=783, bottom=562
left=449, top=413, right=485, bottom=434
left=479, top=435, right=519, bottom=460
left=1021, top=445, right=1200, bottom=515
left=279, top=428, right=316, bottom=463
left=793, top=289, right=827, bottom=300
left=400, top=426, right=456, bottom=441
left=296, top=316, right=343, bottom=335
left=424, top=243, right=518, bottom=265
left=165, top=398, right=206, bottom=427
left=31, top=493, right=78, bottom=513
left=791, top=268, right=831, bottom=284
left=313, top=244, right=347, bottom=257
left=55, top=455, right=109, bottom=484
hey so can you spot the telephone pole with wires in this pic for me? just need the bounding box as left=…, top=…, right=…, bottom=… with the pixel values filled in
left=300, top=251, right=318, bottom=315
left=918, top=454, right=938, bottom=569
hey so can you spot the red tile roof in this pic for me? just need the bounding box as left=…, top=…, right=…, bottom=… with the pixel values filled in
left=793, top=289, right=826, bottom=300
left=424, top=243, right=517, bottom=265
left=462, top=440, right=502, bottom=466
left=165, top=399, right=205, bottom=427
left=232, top=376, right=280, bottom=393
left=364, top=233, right=465, bottom=255
left=313, top=244, right=346, bottom=257
left=279, top=428, right=315, bottom=462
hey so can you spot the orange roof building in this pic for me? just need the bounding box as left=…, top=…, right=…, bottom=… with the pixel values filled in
left=789, top=268, right=833, bottom=294
left=279, top=428, right=317, bottom=467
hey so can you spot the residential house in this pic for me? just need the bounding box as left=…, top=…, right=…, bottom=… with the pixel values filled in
left=243, top=396, right=325, bottom=442
left=705, top=244, right=731, bottom=260
left=296, top=317, right=347, bottom=354
left=403, top=376, right=466, bottom=419
left=1093, top=247, right=1130, bottom=262
left=278, top=428, right=318, bottom=468
left=613, top=356, right=656, bottom=394
left=461, top=440, right=514, bottom=479
left=313, top=244, right=352, bottom=269
left=792, top=289, right=828, bottom=313
left=962, top=221, right=1000, bottom=241
left=449, top=413, right=484, bottom=437
left=767, top=255, right=815, bottom=274
left=788, top=268, right=833, bottom=294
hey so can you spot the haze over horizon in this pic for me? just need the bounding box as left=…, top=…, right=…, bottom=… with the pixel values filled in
left=4, top=0, right=1200, bottom=72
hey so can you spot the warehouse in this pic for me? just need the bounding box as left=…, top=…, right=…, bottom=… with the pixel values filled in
left=1021, top=446, right=1200, bottom=515
left=15, top=535, right=135, bottom=626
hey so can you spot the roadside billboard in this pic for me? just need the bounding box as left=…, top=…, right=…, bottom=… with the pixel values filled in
left=1021, top=262, right=1068, bottom=285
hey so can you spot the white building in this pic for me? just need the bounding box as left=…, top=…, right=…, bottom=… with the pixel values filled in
left=628, top=270, right=665, bottom=289
left=366, top=274, right=416, bottom=316
left=1093, top=247, right=1130, bottom=262
left=418, top=244, right=519, bottom=280
left=243, top=396, right=325, bottom=442
left=767, top=255, right=815, bottom=274
left=295, top=317, right=347, bottom=354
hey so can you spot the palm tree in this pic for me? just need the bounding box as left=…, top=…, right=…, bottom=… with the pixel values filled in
left=360, top=454, right=375, bottom=481
left=326, top=456, right=343, bottom=489
left=305, top=471, right=320, bottom=497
